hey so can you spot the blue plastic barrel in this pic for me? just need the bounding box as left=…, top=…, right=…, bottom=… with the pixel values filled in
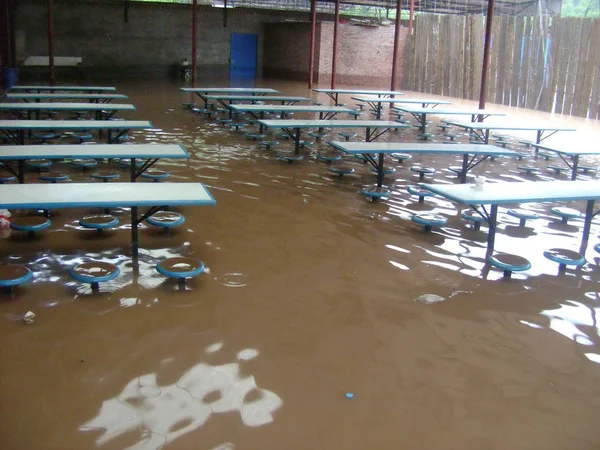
left=1, top=67, right=18, bottom=89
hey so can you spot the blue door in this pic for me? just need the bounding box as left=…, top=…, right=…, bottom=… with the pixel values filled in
left=230, top=33, right=257, bottom=86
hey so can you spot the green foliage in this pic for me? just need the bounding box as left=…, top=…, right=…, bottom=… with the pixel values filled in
left=561, top=0, right=600, bottom=17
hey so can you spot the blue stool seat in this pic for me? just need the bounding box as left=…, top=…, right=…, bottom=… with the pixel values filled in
left=26, top=159, right=52, bottom=171
left=507, top=208, right=539, bottom=227
left=0, top=175, right=16, bottom=184
left=354, top=154, right=369, bottom=163
left=437, top=124, right=452, bottom=132
left=543, top=248, right=586, bottom=273
left=216, top=118, right=233, bottom=125
left=0, top=264, right=33, bottom=289
left=547, top=165, right=568, bottom=175
left=156, top=257, right=205, bottom=288
left=578, top=165, right=597, bottom=174
left=117, top=134, right=130, bottom=142
left=537, top=151, right=554, bottom=160
left=70, top=261, right=120, bottom=291
left=370, top=167, right=396, bottom=175
left=551, top=206, right=581, bottom=223
left=494, top=139, right=512, bottom=148
left=391, top=153, right=412, bottom=164
left=245, top=133, right=266, bottom=140
left=277, top=153, right=304, bottom=164
left=594, top=243, right=600, bottom=254
left=258, top=140, right=280, bottom=150
left=298, top=140, right=313, bottom=148
left=146, top=211, right=185, bottom=229
left=445, top=133, right=459, bottom=141
left=308, top=132, right=328, bottom=140
left=448, top=166, right=463, bottom=176
left=33, top=133, right=56, bottom=143
left=10, top=216, right=51, bottom=237
left=360, top=185, right=391, bottom=201
left=518, top=165, right=539, bottom=175
left=519, top=140, right=534, bottom=147
left=140, top=170, right=170, bottom=182
left=407, top=185, right=434, bottom=203
left=338, top=132, right=357, bottom=141
left=91, top=171, right=120, bottom=182
left=349, top=111, right=364, bottom=119
left=72, top=158, right=98, bottom=169
left=230, top=122, right=246, bottom=131
left=118, top=158, right=144, bottom=168
left=317, top=153, right=342, bottom=163
left=328, top=166, right=355, bottom=177
left=79, top=214, right=119, bottom=231
left=488, top=253, right=531, bottom=278
left=72, top=132, right=93, bottom=143
left=461, top=209, right=486, bottom=230
left=39, top=172, right=69, bottom=183
left=411, top=213, right=448, bottom=232
left=416, top=133, right=435, bottom=141
left=410, top=165, right=436, bottom=180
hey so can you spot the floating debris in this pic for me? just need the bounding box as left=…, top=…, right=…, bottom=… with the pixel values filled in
left=414, top=294, right=446, bottom=305
left=23, top=311, right=36, bottom=324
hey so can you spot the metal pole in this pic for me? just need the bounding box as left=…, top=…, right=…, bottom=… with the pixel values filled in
left=48, top=0, right=55, bottom=86
left=223, top=0, right=227, bottom=28
left=409, top=0, right=414, bottom=35
left=478, top=0, right=495, bottom=116
left=308, top=0, right=317, bottom=88
left=390, top=0, right=402, bottom=97
left=331, top=0, right=340, bottom=90
left=191, top=0, right=198, bottom=87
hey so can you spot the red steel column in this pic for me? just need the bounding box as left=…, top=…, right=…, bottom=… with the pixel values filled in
left=308, top=0, right=316, bottom=88
left=478, top=0, right=495, bottom=116
left=390, top=0, right=402, bottom=94
left=191, top=0, right=198, bottom=87
left=408, top=0, right=414, bottom=35
left=331, top=0, right=340, bottom=89
left=48, top=0, right=55, bottom=86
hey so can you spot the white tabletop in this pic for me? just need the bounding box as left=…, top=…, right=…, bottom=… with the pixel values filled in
left=6, top=93, right=128, bottom=100
left=203, top=95, right=312, bottom=102
left=0, top=102, right=135, bottom=111
left=181, top=87, right=279, bottom=94
left=441, top=120, right=576, bottom=132
left=328, top=141, right=516, bottom=156
left=352, top=97, right=452, bottom=105
left=0, top=144, right=188, bottom=160
left=421, top=180, right=600, bottom=205
left=0, top=182, right=215, bottom=210
left=258, top=119, right=410, bottom=129
left=11, top=86, right=116, bottom=91
left=0, top=120, right=151, bottom=130
left=530, top=143, right=600, bottom=157
left=393, top=107, right=504, bottom=116
left=229, top=105, right=354, bottom=113
left=313, top=89, right=404, bottom=96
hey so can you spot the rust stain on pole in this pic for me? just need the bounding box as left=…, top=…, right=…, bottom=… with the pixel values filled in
left=478, top=0, right=495, bottom=117
left=308, top=0, right=317, bottom=88
left=48, top=0, right=55, bottom=86
left=191, top=0, right=198, bottom=87
left=331, top=0, right=340, bottom=90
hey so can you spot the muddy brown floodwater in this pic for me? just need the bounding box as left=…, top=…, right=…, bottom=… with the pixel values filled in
left=2, top=78, right=600, bottom=450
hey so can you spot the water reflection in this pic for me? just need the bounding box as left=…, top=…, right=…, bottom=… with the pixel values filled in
left=81, top=344, right=282, bottom=449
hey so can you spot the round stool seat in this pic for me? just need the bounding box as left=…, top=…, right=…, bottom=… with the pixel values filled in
left=72, top=158, right=98, bottom=169
left=338, top=132, right=357, bottom=141
left=0, top=264, right=33, bottom=288
left=156, top=257, right=205, bottom=283
left=140, top=170, right=170, bottom=181
left=33, top=133, right=56, bottom=142
left=488, top=253, right=531, bottom=278
left=26, top=159, right=52, bottom=169
left=298, top=140, right=313, bottom=148
left=216, top=118, right=233, bottom=125
left=10, top=216, right=51, bottom=236
left=518, top=165, right=539, bottom=175
left=91, top=171, right=120, bottom=182
left=416, top=133, right=435, bottom=141
left=578, top=165, right=597, bottom=173
left=391, top=153, right=412, bottom=163
left=72, top=132, right=93, bottom=143
left=410, top=165, right=436, bottom=180
left=328, top=166, right=355, bottom=177
left=230, top=122, right=246, bottom=131
left=370, top=167, right=396, bottom=175
left=461, top=209, right=486, bottom=230
left=70, top=261, right=120, bottom=288
left=308, top=132, right=328, bottom=140
left=360, top=185, right=391, bottom=201
left=543, top=248, right=586, bottom=273
left=0, top=175, right=16, bottom=184
left=551, top=206, right=581, bottom=223
left=277, top=153, right=304, bottom=164
left=245, top=133, right=266, bottom=140
left=146, top=211, right=185, bottom=228
left=117, top=134, right=130, bottom=142
left=594, top=243, right=600, bottom=254
left=39, top=172, right=69, bottom=183
left=258, top=140, right=280, bottom=150
left=548, top=165, right=568, bottom=175
left=507, top=208, right=539, bottom=227
left=79, top=214, right=119, bottom=230
left=118, top=158, right=144, bottom=168
left=411, top=213, right=448, bottom=231
left=445, top=133, right=459, bottom=141
left=349, top=111, right=364, bottom=119
left=537, top=151, right=555, bottom=160
left=448, top=166, right=463, bottom=176
left=407, top=185, right=434, bottom=204
left=316, top=153, right=342, bottom=163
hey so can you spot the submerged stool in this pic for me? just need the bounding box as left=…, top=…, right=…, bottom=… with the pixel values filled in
left=547, top=165, right=568, bottom=175
left=488, top=253, right=531, bottom=279
left=410, top=165, right=436, bottom=181
left=0, top=175, right=16, bottom=184
left=245, top=133, right=266, bottom=141
left=140, top=170, right=170, bottom=182
left=537, top=151, right=555, bottom=161
left=445, top=133, right=459, bottom=141
left=417, top=133, right=435, bottom=141
left=298, top=140, right=313, bottom=148
left=407, top=185, right=434, bottom=204
left=146, top=211, right=185, bottom=230
left=518, top=166, right=539, bottom=175
left=338, top=132, right=357, bottom=141
left=370, top=167, right=396, bottom=176
left=258, top=140, right=280, bottom=150
left=118, top=158, right=144, bottom=168
left=543, top=248, right=585, bottom=274
left=32, top=132, right=56, bottom=144
left=391, top=153, right=412, bottom=164
left=308, top=132, right=328, bottom=140
left=360, top=185, right=391, bottom=202
left=79, top=214, right=119, bottom=232
left=26, top=159, right=52, bottom=172
left=578, top=165, right=597, bottom=174
left=10, top=216, right=51, bottom=237
left=316, top=153, right=342, bottom=164
left=328, top=166, right=355, bottom=177
left=277, top=153, right=304, bottom=164
left=437, top=124, right=452, bottom=132
left=507, top=209, right=539, bottom=227
left=230, top=122, right=246, bottom=131
left=39, top=172, right=69, bottom=183
left=72, top=132, right=93, bottom=144
left=216, top=118, right=233, bottom=126
left=0, top=264, right=33, bottom=291
left=156, top=256, right=205, bottom=289
left=448, top=166, right=463, bottom=177
left=411, top=213, right=448, bottom=232
left=594, top=243, right=600, bottom=254
left=91, top=171, right=120, bottom=182
left=461, top=209, right=486, bottom=230
left=519, top=140, right=534, bottom=148
left=72, top=159, right=98, bottom=170
left=70, top=261, right=120, bottom=292
left=551, top=206, right=581, bottom=224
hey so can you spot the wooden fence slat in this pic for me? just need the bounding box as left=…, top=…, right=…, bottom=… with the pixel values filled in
left=562, top=18, right=581, bottom=115
left=510, top=16, right=525, bottom=107
left=540, top=17, right=559, bottom=112
left=588, top=19, right=600, bottom=119
left=554, top=18, right=570, bottom=114
left=575, top=19, right=594, bottom=117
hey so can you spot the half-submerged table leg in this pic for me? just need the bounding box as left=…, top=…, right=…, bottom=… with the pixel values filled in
left=294, top=128, right=301, bottom=155
left=486, top=204, right=499, bottom=258
left=377, top=153, right=385, bottom=188
left=580, top=199, right=596, bottom=254
left=460, top=154, right=469, bottom=184
left=571, top=155, right=580, bottom=181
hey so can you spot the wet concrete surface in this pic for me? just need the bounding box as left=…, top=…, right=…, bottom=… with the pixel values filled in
left=1, top=78, right=600, bottom=449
